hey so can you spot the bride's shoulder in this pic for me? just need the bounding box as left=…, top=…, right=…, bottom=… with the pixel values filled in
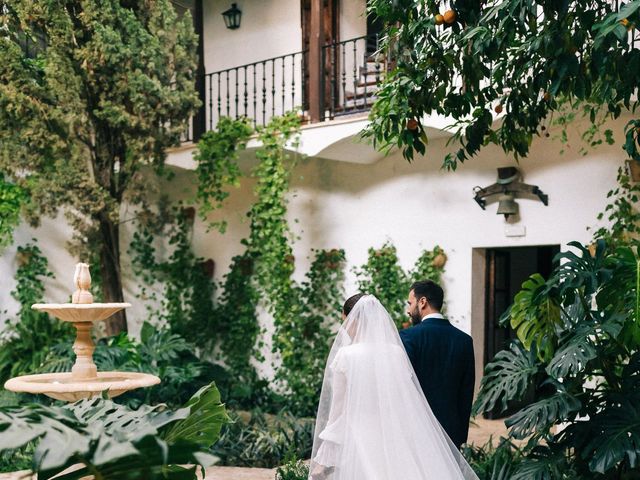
left=338, top=343, right=404, bottom=356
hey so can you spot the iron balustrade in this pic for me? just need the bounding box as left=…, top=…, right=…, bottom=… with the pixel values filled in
left=178, top=13, right=638, bottom=142
left=202, top=50, right=307, bottom=132
left=321, top=34, right=386, bottom=121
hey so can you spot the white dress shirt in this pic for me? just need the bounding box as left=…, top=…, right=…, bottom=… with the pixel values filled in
left=421, top=312, right=445, bottom=322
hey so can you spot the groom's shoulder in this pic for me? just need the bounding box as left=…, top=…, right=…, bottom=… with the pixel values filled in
left=399, top=322, right=429, bottom=339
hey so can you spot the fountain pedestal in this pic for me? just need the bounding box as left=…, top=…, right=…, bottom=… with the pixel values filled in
left=4, top=263, right=160, bottom=402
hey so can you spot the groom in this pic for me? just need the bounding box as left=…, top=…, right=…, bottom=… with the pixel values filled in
left=399, top=280, right=475, bottom=449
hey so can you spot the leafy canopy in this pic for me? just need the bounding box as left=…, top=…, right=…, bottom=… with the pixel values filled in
left=365, top=0, right=640, bottom=167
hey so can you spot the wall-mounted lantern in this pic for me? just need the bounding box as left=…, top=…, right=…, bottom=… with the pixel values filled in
left=473, top=167, right=548, bottom=220
left=222, top=3, right=242, bottom=30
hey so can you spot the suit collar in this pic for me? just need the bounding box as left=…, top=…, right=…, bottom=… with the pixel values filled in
left=421, top=312, right=445, bottom=322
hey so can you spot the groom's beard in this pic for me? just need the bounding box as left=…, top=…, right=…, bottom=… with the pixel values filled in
left=409, top=307, right=422, bottom=326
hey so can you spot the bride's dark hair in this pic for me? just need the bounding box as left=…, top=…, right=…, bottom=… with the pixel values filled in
left=343, top=293, right=366, bottom=316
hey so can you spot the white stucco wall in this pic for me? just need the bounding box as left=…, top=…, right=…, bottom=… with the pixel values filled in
left=203, top=0, right=303, bottom=73
left=340, top=0, right=367, bottom=42
left=0, top=112, right=627, bottom=380
left=187, top=116, right=621, bottom=331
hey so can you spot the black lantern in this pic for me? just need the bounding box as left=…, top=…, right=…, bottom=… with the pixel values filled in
left=222, top=3, right=242, bottom=30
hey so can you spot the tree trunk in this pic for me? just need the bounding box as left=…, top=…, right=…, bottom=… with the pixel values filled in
left=99, top=213, right=128, bottom=335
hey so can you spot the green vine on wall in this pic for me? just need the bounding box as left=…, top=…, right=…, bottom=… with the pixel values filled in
left=355, top=241, right=447, bottom=329
left=592, top=162, right=640, bottom=246
left=278, top=248, right=346, bottom=416
left=215, top=252, right=262, bottom=382
left=0, top=174, right=26, bottom=249
left=129, top=208, right=217, bottom=346
left=194, top=117, right=253, bottom=233
left=0, top=243, right=74, bottom=387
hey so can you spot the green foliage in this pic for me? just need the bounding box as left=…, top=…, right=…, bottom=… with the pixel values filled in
left=0, top=1, right=199, bottom=322
left=365, top=0, right=640, bottom=167
left=92, top=322, right=227, bottom=410
left=593, top=164, right=640, bottom=245
left=0, top=383, right=228, bottom=479
left=355, top=242, right=447, bottom=328
left=0, top=243, right=74, bottom=387
left=0, top=174, right=26, bottom=248
left=212, top=409, right=313, bottom=469
left=274, top=248, right=346, bottom=417
left=194, top=117, right=254, bottom=232
left=0, top=444, right=33, bottom=473
left=461, top=438, right=523, bottom=480
left=215, top=252, right=262, bottom=382
left=275, top=456, right=310, bottom=480
left=472, top=342, right=540, bottom=418
left=130, top=208, right=217, bottom=346
left=507, top=274, right=561, bottom=362
left=474, top=240, right=640, bottom=478
left=138, top=113, right=346, bottom=417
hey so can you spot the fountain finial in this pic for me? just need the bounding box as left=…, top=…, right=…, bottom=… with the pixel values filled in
left=72, top=262, right=93, bottom=304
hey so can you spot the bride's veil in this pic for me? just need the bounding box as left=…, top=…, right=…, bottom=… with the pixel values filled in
left=309, top=294, right=478, bottom=480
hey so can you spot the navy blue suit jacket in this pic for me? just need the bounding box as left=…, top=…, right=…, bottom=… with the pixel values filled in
left=399, top=317, right=475, bottom=449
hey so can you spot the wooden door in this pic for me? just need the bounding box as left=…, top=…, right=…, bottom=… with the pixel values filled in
left=301, top=0, right=339, bottom=111
left=485, top=250, right=512, bottom=366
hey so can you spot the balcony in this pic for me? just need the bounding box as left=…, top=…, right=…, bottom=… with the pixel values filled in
left=185, top=34, right=387, bottom=142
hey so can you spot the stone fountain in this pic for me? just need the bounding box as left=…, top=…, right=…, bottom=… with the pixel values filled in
left=4, top=263, right=160, bottom=402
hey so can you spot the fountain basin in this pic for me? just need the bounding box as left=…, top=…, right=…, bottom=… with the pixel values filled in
left=32, top=303, right=131, bottom=323
left=4, top=371, right=160, bottom=402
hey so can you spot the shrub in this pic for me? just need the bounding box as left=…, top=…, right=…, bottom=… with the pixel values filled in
left=212, top=409, right=313, bottom=468
left=474, top=240, right=640, bottom=478
left=0, top=383, right=229, bottom=479
left=276, top=457, right=310, bottom=480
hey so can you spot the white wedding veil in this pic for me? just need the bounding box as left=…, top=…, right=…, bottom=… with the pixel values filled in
left=309, top=295, right=478, bottom=480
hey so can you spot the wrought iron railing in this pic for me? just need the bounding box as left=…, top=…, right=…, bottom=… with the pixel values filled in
left=183, top=35, right=388, bottom=137
left=180, top=12, right=639, bottom=142
left=202, top=50, right=307, bottom=131
left=321, top=34, right=386, bottom=121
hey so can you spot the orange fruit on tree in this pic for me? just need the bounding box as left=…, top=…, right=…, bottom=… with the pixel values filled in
left=406, top=118, right=419, bottom=131
left=494, top=104, right=503, bottom=114
left=543, top=91, right=552, bottom=102
left=443, top=9, right=457, bottom=24
left=435, top=14, right=445, bottom=25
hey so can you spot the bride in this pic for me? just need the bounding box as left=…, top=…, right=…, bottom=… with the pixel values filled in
left=309, top=294, right=479, bottom=480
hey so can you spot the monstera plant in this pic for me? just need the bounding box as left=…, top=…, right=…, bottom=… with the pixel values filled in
left=474, top=240, right=640, bottom=479
left=0, top=383, right=229, bottom=479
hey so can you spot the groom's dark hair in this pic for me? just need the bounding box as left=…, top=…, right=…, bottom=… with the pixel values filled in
left=343, top=293, right=366, bottom=316
left=410, top=280, right=444, bottom=311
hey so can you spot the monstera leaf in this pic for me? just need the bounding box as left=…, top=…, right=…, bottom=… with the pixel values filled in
left=554, top=241, right=612, bottom=298
left=583, top=394, right=640, bottom=474
left=511, top=444, right=575, bottom=480
left=505, top=389, right=581, bottom=440
left=599, top=245, right=640, bottom=349
left=163, top=383, right=231, bottom=448
left=545, top=322, right=599, bottom=380
left=473, top=342, right=540, bottom=416
left=0, top=383, right=228, bottom=479
left=507, top=274, right=561, bottom=362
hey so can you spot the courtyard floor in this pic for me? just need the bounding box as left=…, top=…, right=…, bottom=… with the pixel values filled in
left=0, top=417, right=509, bottom=480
